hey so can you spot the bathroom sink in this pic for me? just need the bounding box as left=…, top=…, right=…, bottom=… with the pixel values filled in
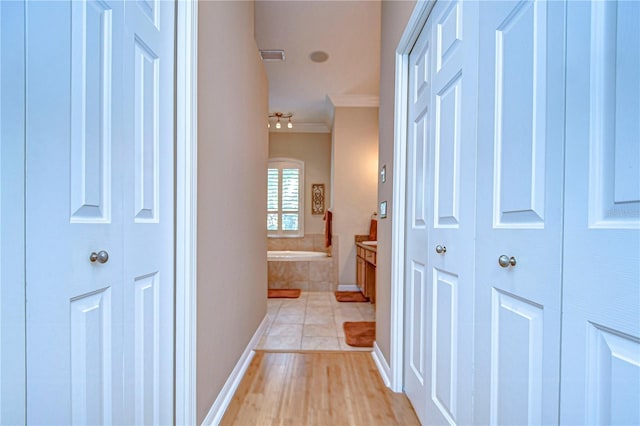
left=362, top=241, right=377, bottom=246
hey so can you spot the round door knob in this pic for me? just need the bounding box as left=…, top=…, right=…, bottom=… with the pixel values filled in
left=435, top=245, right=447, bottom=254
left=498, top=255, right=516, bottom=268
left=89, top=250, right=109, bottom=264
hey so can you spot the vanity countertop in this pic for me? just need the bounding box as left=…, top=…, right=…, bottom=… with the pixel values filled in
left=356, top=241, right=377, bottom=252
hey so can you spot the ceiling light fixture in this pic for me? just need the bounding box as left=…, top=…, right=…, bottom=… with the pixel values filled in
left=268, top=112, right=293, bottom=130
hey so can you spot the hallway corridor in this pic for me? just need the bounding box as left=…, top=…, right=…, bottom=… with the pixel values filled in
left=220, top=351, right=419, bottom=425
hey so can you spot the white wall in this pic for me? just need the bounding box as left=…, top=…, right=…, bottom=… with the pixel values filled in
left=269, top=132, right=332, bottom=235
left=197, top=1, right=269, bottom=422
left=332, top=107, right=379, bottom=285
left=376, top=0, right=416, bottom=367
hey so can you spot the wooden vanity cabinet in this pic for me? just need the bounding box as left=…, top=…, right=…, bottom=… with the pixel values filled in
left=356, top=253, right=366, bottom=294
left=355, top=238, right=376, bottom=303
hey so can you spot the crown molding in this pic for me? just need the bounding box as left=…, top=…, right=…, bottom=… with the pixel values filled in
left=269, top=122, right=331, bottom=134
left=327, top=94, right=380, bottom=108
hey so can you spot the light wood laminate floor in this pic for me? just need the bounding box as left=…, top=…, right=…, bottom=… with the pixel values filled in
left=220, top=351, right=420, bottom=426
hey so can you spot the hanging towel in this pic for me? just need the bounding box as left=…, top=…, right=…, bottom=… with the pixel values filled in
left=323, top=210, right=332, bottom=248
left=368, top=218, right=377, bottom=241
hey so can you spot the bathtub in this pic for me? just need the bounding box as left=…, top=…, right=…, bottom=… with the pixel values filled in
left=267, top=250, right=328, bottom=261
left=268, top=250, right=335, bottom=292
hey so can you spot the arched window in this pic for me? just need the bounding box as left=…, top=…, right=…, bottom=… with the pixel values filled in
left=267, top=158, right=304, bottom=237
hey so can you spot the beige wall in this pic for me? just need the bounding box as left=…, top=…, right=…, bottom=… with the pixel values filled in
left=269, top=132, right=332, bottom=235
left=332, top=107, right=379, bottom=285
left=376, top=0, right=416, bottom=364
left=196, top=1, right=269, bottom=422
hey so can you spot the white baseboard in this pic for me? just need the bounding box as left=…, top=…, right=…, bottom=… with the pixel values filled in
left=337, top=284, right=360, bottom=292
left=371, top=341, right=391, bottom=388
left=201, top=315, right=269, bottom=425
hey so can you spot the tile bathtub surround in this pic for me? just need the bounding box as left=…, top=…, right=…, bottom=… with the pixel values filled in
left=267, top=233, right=326, bottom=252
left=267, top=234, right=339, bottom=257
left=267, top=234, right=340, bottom=290
left=256, top=291, right=375, bottom=352
left=267, top=260, right=334, bottom=291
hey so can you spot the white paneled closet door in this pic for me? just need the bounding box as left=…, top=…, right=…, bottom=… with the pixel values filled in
left=121, top=1, right=175, bottom=424
left=560, top=1, right=640, bottom=423
left=423, top=0, right=479, bottom=424
left=404, top=11, right=434, bottom=423
left=473, top=1, right=566, bottom=424
left=25, top=1, right=175, bottom=423
left=26, top=2, right=126, bottom=423
left=404, top=1, right=479, bottom=423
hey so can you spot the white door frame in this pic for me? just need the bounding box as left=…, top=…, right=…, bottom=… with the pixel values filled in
left=175, top=0, right=198, bottom=423
left=0, top=2, right=26, bottom=423
left=389, top=0, right=435, bottom=393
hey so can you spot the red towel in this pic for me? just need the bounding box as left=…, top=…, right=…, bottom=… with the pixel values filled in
left=369, top=219, right=377, bottom=241
left=324, top=210, right=332, bottom=248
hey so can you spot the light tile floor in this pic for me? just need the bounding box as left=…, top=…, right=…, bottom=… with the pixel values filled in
left=255, top=291, right=375, bottom=351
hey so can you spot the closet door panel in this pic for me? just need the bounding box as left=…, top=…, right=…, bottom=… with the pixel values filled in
left=425, top=1, right=479, bottom=424
left=403, top=2, right=479, bottom=423
left=492, top=0, right=546, bottom=228
left=560, top=1, right=640, bottom=423
left=474, top=1, right=566, bottom=424
left=403, top=13, right=433, bottom=424
left=25, top=2, right=125, bottom=423
left=491, top=290, right=544, bottom=426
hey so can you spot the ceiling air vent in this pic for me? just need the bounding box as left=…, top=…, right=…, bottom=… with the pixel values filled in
left=259, top=49, right=285, bottom=61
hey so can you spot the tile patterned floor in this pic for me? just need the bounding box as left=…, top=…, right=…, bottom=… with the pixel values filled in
left=255, top=291, right=375, bottom=351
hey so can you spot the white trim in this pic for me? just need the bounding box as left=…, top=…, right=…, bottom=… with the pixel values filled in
left=337, top=284, right=360, bottom=292
left=269, top=122, right=331, bottom=134
left=371, top=342, right=391, bottom=388
left=389, top=0, right=436, bottom=394
left=327, top=94, right=380, bottom=108
left=389, top=47, right=408, bottom=395
left=0, top=3, right=27, bottom=422
left=201, top=316, right=270, bottom=426
left=175, top=0, right=198, bottom=424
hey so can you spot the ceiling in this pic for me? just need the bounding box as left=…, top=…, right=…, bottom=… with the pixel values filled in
left=254, top=0, right=382, bottom=132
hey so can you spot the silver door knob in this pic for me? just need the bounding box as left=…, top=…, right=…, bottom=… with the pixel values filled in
left=89, top=250, right=109, bottom=264
left=435, top=245, right=447, bottom=254
left=498, top=255, right=516, bottom=268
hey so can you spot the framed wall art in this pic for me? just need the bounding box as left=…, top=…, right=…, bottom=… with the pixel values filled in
left=311, top=183, right=325, bottom=215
